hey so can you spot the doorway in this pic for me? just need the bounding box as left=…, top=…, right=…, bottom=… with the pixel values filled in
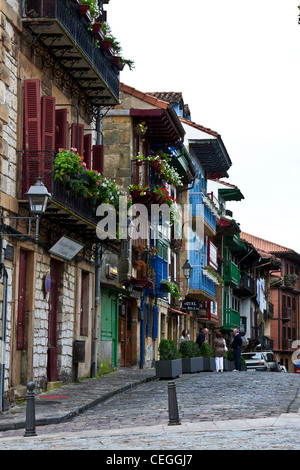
left=119, top=303, right=132, bottom=367
left=47, top=259, right=61, bottom=382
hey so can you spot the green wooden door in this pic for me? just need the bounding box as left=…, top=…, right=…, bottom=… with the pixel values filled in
left=101, top=291, right=118, bottom=369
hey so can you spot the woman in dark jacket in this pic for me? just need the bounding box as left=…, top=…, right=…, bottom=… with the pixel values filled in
left=213, top=331, right=227, bottom=372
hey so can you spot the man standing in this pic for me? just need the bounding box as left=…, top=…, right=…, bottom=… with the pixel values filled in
left=196, top=328, right=208, bottom=349
left=232, top=328, right=243, bottom=371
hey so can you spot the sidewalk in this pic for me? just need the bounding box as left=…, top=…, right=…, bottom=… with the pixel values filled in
left=0, top=368, right=156, bottom=432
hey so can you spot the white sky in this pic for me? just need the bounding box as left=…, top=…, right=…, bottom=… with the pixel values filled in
left=107, top=0, right=300, bottom=253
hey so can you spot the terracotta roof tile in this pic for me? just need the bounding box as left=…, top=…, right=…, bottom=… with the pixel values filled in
left=120, top=83, right=169, bottom=110
left=179, top=117, right=220, bottom=138
left=240, top=232, right=292, bottom=253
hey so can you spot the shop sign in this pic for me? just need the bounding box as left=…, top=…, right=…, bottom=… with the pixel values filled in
left=49, top=236, right=84, bottom=261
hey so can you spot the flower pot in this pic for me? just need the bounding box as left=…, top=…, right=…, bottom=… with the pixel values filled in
left=92, top=22, right=104, bottom=40
left=182, top=357, right=204, bottom=374
left=112, top=56, right=124, bottom=71
left=79, top=5, right=92, bottom=22
left=155, top=359, right=182, bottom=380
left=152, top=161, right=161, bottom=172
left=102, top=40, right=114, bottom=56
left=136, top=160, right=143, bottom=166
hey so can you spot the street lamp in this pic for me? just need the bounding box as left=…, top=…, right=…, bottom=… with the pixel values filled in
left=25, top=177, right=51, bottom=240
left=25, top=177, right=51, bottom=215
left=0, top=177, right=50, bottom=412
left=182, top=259, right=193, bottom=280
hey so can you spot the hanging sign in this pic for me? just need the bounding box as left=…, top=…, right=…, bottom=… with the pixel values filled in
left=49, top=236, right=84, bottom=261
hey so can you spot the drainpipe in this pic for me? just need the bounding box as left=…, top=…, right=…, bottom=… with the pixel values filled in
left=0, top=236, right=8, bottom=412
left=91, top=107, right=102, bottom=378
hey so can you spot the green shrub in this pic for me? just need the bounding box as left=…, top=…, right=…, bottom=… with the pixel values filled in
left=158, top=339, right=180, bottom=360
left=179, top=340, right=200, bottom=358
left=199, top=342, right=213, bottom=358
left=225, top=348, right=246, bottom=365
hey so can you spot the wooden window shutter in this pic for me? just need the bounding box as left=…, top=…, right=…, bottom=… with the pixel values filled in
left=41, top=95, right=56, bottom=151
left=84, top=133, right=92, bottom=169
left=22, top=79, right=42, bottom=196
left=23, top=79, right=41, bottom=152
left=55, top=108, right=68, bottom=152
left=41, top=95, right=55, bottom=193
left=71, top=123, right=84, bottom=156
left=93, top=145, right=104, bottom=174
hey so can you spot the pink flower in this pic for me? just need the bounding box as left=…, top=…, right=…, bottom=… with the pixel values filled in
left=71, top=147, right=77, bottom=152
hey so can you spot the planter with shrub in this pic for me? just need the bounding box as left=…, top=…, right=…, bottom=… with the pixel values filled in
left=179, top=340, right=204, bottom=373
left=199, top=342, right=215, bottom=371
left=156, top=339, right=182, bottom=379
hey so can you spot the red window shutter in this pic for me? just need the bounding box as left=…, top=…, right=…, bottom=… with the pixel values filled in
left=55, top=108, right=68, bottom=152
left=41, top=95, right=55, bottom=193
left=23, top=79, right=41, bottom=152
left=23, top=79, right=42, bottom=196
left=84, top=133, right=92, bottom=169
left=41, top=95, right=56, bottom=151
left=93, top=145, right=104, bottom=174
left=17, top=250, right=27, bottom=350
left=71, top=123, right=84, bottom=156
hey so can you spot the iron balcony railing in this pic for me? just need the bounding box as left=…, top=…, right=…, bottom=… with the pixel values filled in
left=19, top=150, right=101, bottom=226
left=21, top=0, right=119, bottom=104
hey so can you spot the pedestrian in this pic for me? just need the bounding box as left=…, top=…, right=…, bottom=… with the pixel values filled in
left=196, top=328, right=208, bottom=349
left=213, top=332, right=226, bottom=372
left=232, top=328, right=243, bottom=371
left=180, top=330, right=190, bottom=342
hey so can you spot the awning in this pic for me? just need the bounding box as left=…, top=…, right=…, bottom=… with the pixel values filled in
left=168, top=308, right=187, bottom=315
left=189, top=138, right=232, bottom=179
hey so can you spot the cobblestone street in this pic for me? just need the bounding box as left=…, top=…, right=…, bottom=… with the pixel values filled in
left=1, top=371, right=300, bottom=450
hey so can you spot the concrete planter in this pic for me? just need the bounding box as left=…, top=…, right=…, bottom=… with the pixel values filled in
left=226, top=360, right=235, bottom=371
left=203, top=357, right=215, bottom=371
left=182, top=357, right=204, bottom=373
left=155, top=359, right=182, bottom=379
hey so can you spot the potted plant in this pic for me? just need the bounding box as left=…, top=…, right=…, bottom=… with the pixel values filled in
left=199, top=342, right=215, bottom=371
left=224, top=348, right=235, bottom=371
left=155, top=339, right=182, bottom=379
left=179, top=341, right=204, bottom=373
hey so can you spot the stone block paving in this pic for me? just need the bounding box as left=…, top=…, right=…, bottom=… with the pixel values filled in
left=1, top=369, right=300, bottom=450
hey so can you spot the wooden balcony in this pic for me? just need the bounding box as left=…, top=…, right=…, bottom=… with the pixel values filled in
left=240, top=271, right=255, bottom=295
left=21, top=0, right=119, bottom=109
left=223, top=308, right=240, bottom=331
left=223, top=260, right=241, bottom=288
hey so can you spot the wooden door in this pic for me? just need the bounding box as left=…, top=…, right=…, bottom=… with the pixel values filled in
left=47, top=260, right=60, bottom=382
left=125, top=306, right=132, bottom=367
left=17, top=250, right=27, bottom=351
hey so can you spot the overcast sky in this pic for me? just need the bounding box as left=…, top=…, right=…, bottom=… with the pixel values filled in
left=107, top=1, right=300, bottom=253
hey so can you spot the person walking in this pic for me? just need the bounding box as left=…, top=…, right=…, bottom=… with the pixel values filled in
left=180, top=330, right=190, bottom=342
left=232, top=328, right=243, bottom=371
left=196, top=328, right=208, bottom=349
left=213, top=331, right=226, bottom=372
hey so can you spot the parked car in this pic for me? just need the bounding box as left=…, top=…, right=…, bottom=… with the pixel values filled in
left=258, top=351, right=280, bottom=372
left=241, top=352, right=270, bottom=371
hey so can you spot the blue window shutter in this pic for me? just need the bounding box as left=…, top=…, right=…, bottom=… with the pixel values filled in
left=153, top=306, right=158, bottom=339
left=146, top=304, right=150, bottom=337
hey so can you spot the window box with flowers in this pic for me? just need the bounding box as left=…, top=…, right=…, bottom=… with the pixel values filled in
left=165, top=281, right=181, bottom=300
left=54, top=148, right=132, bottom=211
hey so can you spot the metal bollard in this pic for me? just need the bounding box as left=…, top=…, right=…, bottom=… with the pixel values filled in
left=168, top=381, right=181, bottom=426
left=24, top=381, right=37, bottom=437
